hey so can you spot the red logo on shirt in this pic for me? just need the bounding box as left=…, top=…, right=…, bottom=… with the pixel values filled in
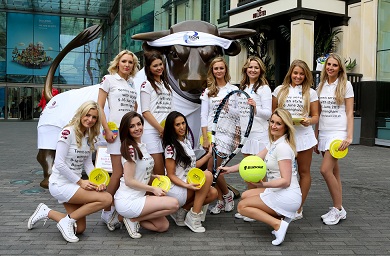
left=141, top=81, right=146, bottom=88
left=128, top=146, right=135, bottom=158
left=61, top=129, right=70, bottom=139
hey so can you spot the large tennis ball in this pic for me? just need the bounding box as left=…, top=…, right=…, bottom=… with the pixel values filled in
left=239, top=156, right=267, bottom=182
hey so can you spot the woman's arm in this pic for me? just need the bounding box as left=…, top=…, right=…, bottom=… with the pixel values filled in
left=272, top=96, right=278, bottom=112
left=342, top=97, right=354, bottom=150
left=302, top=100, right=319, bottom=126
left=97, top=88, right=115, bottom=143
left=123, top=161, right=165, bottom=196
left=256, top=87, right=272, bottom=120
left=256, top=159, right=292, bottom=189
left=195, top=146, right=213, bottom=168
left=200, top=99, right=210, bottom=149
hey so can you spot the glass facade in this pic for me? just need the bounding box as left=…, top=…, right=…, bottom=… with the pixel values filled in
left=377, top=0, right=390, bottom=82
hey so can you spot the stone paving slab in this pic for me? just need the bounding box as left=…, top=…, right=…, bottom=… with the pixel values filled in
left=0, top=121, right=390, bottom=255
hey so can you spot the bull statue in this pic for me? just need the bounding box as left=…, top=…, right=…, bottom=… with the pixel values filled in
left=37, top=21, right=256, bottom=191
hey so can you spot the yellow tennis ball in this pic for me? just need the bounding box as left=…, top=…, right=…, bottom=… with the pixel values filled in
left=239, top=155, right=267, bottom=182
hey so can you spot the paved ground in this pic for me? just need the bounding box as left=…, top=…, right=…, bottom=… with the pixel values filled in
left=1, top=121, right=390, bottom=256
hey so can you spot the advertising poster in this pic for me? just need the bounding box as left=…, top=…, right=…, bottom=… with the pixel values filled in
left=6, top=13, right=59, bottom=76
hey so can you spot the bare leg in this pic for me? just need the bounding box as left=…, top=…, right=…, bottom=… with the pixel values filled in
left=320, top=151, right=342, bottom=208
left=104, top=154, right=122, bottom=211
left=37, top=149, right=55, bottom=189
left=132, top=196, right=179, bottom=223
left=296, top=148, right=313, bottom=213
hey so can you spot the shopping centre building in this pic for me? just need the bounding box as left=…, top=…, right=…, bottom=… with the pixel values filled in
left=0, top=0, right=388, bottom=146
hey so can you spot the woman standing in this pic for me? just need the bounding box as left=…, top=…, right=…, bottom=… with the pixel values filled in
left=220, top=108, right=301, bottom=246
left=98, top=50, right=139, bottom=228
left=235, top=56, right=272, bottom=221
left=28, top=101, right=112, bottom=243
left=140, top=51, right=173, bottom=176
left=200, top=56, right=236, bottom=214
left=315, top=53, right=353, bottom=225
left=163, top=111, right=218, bottom=232
left=272, top=59, right=319, bottom=220
left=114, top=112, right=179, bottom=238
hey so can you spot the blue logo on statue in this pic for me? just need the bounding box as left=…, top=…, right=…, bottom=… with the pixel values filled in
left=183, top=31, right=199, bottom=44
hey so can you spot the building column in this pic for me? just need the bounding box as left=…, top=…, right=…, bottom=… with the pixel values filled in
left=290, top=17, right=315, bottom=70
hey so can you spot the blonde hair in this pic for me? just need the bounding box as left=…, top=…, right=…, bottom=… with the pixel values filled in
left=268, top=108, right=297, bottom=156
left=316, top=53, right=348, bottom=105
left=107, top=50, right=139, bottom=78
left=276, top=59, right=313, bottom=116
left=206, top=57, right=231, bottom=97
left=239, top=56, right=269, bottom=93
left=66, top=100, right=102, bottom=151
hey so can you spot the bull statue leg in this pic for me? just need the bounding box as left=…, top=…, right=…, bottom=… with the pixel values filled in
left=37, top=149, right=55, bottom=189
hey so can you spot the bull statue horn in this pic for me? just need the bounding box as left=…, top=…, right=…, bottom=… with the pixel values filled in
left=44, top=24, right=102, bottom=102
left=218, top=28, right=257, bottom=40
left=131, top=31, right=170, bottom=41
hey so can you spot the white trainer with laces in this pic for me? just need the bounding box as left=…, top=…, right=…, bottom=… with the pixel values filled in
left=234, top=212, right=245, bottom=219
left=123, top=218, right=142, bottom=239
left=291, top=210, right=303, bottom=222
left=170, top=208, right=187, bottom=226
left=210, top=200, right=225, bottom=214
left=323, top=207, right=347, bottom=225
left=184, top=208, right=206, bottom=233
left=243, top=216, right=256, bottom=222
left=107, top=210, right=121, bottom=231
left=28, top=203, right=51, bottom=230
left=321, top=206, right=346, bottom=220
left=223, top=190, right=234, bottom=212
left=57, top=215, right=79, bottom=243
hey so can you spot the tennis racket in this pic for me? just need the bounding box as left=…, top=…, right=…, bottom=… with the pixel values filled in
left=211, top=90, right=254, bottom=185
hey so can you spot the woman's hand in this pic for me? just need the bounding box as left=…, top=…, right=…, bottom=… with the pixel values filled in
left=186, top=182, right=201, bottom=191
left=218, top=166, right=235, bottom=175
left=78, top=179, right=98, bottom=191
left=339, top=138, right=352, bottom=151
left=96, top=183, right=107, bottom=192
left=301, top=117, right=312, bottom=127
left=104, top=130, right=116, bottom=143
left=202, top=138, right=210, bottom=151
left=248, top=180, right=264, bottom=188
left=248, top=98, right=256, bottom=107
left=313, top=144, right=320, bottom=154
left=152, top=186, right=166, bottom=196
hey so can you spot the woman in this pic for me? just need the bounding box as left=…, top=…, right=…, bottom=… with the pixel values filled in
left=315, top=53, right=354, bottom=225
left=140, top=51, right=173, bottom=176
left=200, top=56, right=236, bottom=214
left=163, top=111, right=218, bottom=232
left=114, top=111, right=179, bottom=238
left=220, top=108, right=301, bottom=246
left=235, top=56, right=272, bottom=221
left=272, top=59, right=319, bottom=220
left=27, top=101, right=112, bottom=243
left=97, top=50, right=139, bottom=228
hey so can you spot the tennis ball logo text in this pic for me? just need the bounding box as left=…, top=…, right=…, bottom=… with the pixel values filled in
left=192, top=173, right=201, bottom=181
left=94, top=173, right=103, bottom=182
left=244, top=165, right=264, bottom=170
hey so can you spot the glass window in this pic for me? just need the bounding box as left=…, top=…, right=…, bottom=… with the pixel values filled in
left=201, top=0, right=210, bottom=22
left=220, top=0, right=230, bottom=18
left=0, top=86, right=5, bottom=118
left=377, top=0, right=390, bottom=82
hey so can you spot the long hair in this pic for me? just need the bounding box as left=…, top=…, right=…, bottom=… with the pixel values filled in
left=268, top=108, right=297, bottom=156
left=277, top=59, right=313, bottom=116
left=207, top=56, right=231, bottom=97
left=66, top=100, right=102, bottom=151
left=162, top=111, right=192, bottom=168
left=239, top=56, right=269, bottom=93
left=119, top=111, right=144, bottom=162
left=107, top=50, right=139, bottom=77
left=316, top=53, right=348, bottom=105
left=144, top=51, right=171, bottom=94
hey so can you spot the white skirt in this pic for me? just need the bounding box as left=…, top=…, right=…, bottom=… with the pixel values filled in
left=260, top=187, right=302, bottom=218
left=318, top=130, right=347, bottom=152
left=142, top=129, right=163, bottom=154
left=295, top=126, right=317, bottom=152
left=106, top=133, right=121, bottom=155
left=49, top=182, right=80, bottom=204
left=166, top=184, right=188, bottom=207
left=115, top=196, right=146, bottom=218
left=241, top=131, right=268, bottom=155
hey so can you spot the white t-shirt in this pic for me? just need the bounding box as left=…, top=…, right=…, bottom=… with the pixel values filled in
left=200, top=83, right=237, bottom=131
left=243, top=84, right=272, bottom=133
left=264, top=135, right=299, bottom=191
left=164, top=139, right=196, bottom=188
left=49, top=126, right=94, bottom=185
left=317, top=79, right=354, bottom=131
left=100, top=73, right=137, bottom=127
left=273, top=85, right=318, bottom=133
left=114, top=143, right=154, bottom=200
left=140, top=80, right=173, bottom=130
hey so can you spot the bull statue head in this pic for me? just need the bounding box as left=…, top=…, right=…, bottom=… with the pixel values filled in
left=132, top=20, right=256, bottom=104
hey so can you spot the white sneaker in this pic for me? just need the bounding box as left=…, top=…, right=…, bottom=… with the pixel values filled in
left=123, top=218, right=142, bottom=239
left=234, top=212, right=245, bottom=219
left=184, top=208, right=206, bottom=233
left=243, top=216, right=256, bottom=222
left=101, top=209, right=113, bottom=225
left=272, top=220, right=289, bottom=246
left=57, top=215, right=79, bottom=243
left=107, top=210, right=121, bottom=231
left=28, top=203, right=50, bottom=230
left=321, top=206, right=345, bottom=220
left=170, top=208, right=187, bottom=226
left=323, top=207, right=347, bottom=225
left=210, top=200, right=225, bottom=214
left=223, top=190, right=234, bottom=212
left=291, top=210, right=303, bottom=222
